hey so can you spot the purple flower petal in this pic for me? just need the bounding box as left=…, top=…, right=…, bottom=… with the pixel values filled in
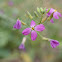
left=16, top=19, right=21, bottom=29
left=50, top=18, right=54, bottom=23
left=35, top=24, right=45, bottom=32
left=50, top=39, right=59, bottom=48
left=13, top=19, right=21, bottom=29
left=30, top=20, right=36, bottom=27
left=22, top=28, right=31, bottom=35
left=47, top=12, right=51, bottom=16
left=46, top=9, right=48, bottom=11
left=19, top=44, right=25, bottom=50
left=53, top=12, right=59, bottom=19
left=47, top=8, right=55, bottom=16
left=49, top=8, right=55, bottom=14
left=13, top=24, right=16, bottom=28
left=31, top=31, right=37, bottom=41
left=57, top=12, right=62, bottom=17
left=47, top=8, right=56, bottom=17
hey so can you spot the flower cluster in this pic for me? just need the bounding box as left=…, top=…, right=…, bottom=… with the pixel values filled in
left=13, top=8, right=62, bottom=49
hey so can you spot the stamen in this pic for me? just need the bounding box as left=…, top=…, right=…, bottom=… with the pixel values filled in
left=31, top=27, right=34, bottom=30
left=54, top=10, right=57, bottom=12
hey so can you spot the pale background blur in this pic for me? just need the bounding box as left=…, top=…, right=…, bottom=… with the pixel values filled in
left=0, top=0, right=62, bottom=62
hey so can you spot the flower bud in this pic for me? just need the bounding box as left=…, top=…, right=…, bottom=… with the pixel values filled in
left=27, top=11, right=33, bottom=19
left=37, top=7, right=40, bottom=13
left=40, top=8, right=43, bottom=12
left=40, top=8, right=44, bottom=14
left=41, top=16, right=48, bottom=23
left=34, top=11, right=39, bottom=17
left=21, top=21, right=26, bottom=25
left=47, top=13, right=53, bottom=21
left=43, top=8, right=46, bottom=12
left=47, top=8, right=51, bottom=13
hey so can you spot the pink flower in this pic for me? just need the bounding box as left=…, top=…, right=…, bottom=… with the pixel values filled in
left=13, top=19, right=21, bottom=29
left=49, top=39, right=59, bottom=48
left=19, top=37, right=26, bottom=50
left=19, top=44, right=25, bottom=50
left=46, top=8, right=62, bottom=23
left=22, top=20, right=45, bottom=41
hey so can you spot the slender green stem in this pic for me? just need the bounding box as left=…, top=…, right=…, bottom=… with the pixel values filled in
left=37, top=32, right=43, bottom=38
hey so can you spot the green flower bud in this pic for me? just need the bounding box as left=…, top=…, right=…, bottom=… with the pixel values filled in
left=34, top=11, right=39, bottom=17
left=40, top=8, right=46, bottom=14
left=37, top=7, right=40, bottom=13
left=27, top=11, right=33, bottom=19
left=47, top=13, right=53, bottom=21
left=47, top=8, right=51, bottom=13
left=44, top=8, right=46, bottom=12
left=21, top=21, right=26, bottom=25
left=40, top=8, right=43, bottom=12
left=41, top=16, right=48, bottom=23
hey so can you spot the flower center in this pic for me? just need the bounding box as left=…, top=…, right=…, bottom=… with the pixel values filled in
left=31, top=27, right=34, bottom=30
left=54, top=10, right=57, bottom=12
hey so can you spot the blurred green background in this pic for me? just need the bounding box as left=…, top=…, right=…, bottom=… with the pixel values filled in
left=0, top=0, right=62, bottom=62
